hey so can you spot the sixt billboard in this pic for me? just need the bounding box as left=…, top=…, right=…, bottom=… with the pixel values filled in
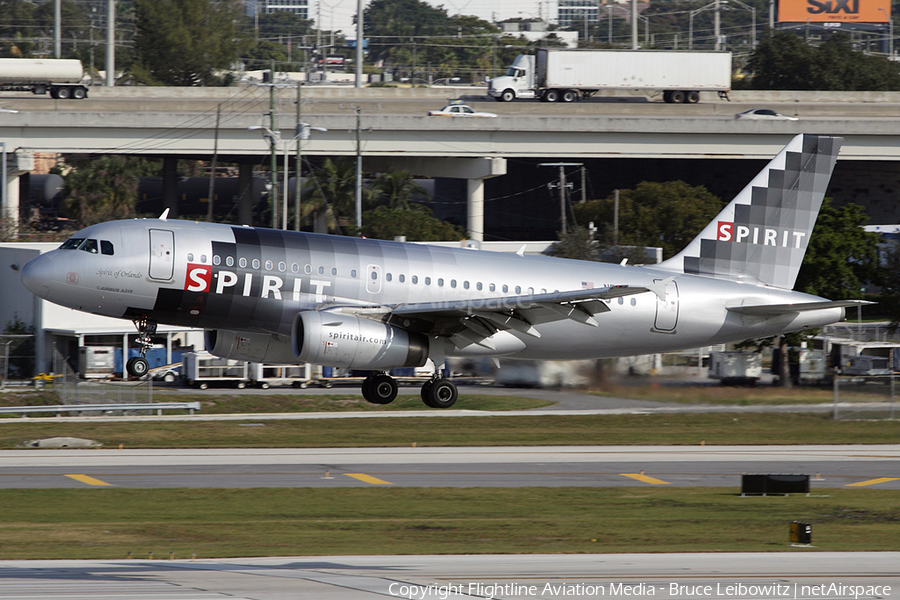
left=778, top=0, right=890, bottom=22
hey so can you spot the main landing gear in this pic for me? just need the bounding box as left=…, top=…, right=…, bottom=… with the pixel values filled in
left=125, top=315, right=156, bottom=378
left=361, top=372, right=458, bottom=409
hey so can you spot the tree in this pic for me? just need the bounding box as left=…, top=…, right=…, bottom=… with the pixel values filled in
left=546, top=226, right=602, bottom=261
left=574, top=181, right=724, bottom=260
left=794, top=200, right=880, bottom=300
left=303, top=158, right=370, bottom=232
left=370, top=171, right=427, bottom=210
left=133, top=0, right=247, bottom=86
left=361, top=206, right=464, bottom=241
left=62, top=155, right=157, bottom=226
left=745, top=31, right=900, bottom=91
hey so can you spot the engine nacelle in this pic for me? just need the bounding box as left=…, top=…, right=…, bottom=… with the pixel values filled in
left=204, top=329, right=298, bottom=364
left=294, top=311, right=429, bottom=369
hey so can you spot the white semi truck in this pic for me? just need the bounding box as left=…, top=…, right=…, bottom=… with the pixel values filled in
left=0, top=58, right=89, bottom=99
left=489, top=48, right=731, bottom=104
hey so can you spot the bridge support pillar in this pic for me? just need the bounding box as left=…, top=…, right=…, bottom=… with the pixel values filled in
left=364, top=156, right=505, bottom=241
left=162, top=157, right=178, bottom=218
left=237, top=163, right=254, bottom=226
left=466, top=178, right=484, bottom=242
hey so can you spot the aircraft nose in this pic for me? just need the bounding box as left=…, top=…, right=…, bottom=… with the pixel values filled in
left=20, top=254, right=53, bottom=298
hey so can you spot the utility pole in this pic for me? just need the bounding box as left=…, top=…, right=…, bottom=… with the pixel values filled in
left=269, top=60, right=278, bottom=229
left=54, top=0, right=61, bottom=59
left=207, top=104, right=221, bottom=222
left=355, top=107, right=362, bottom=230
left=355, top=0, right=364, bottom=88
left=539, top=162, right=581, bottom=235
left=106, top=0, right=115, bottom=86
left=294, top=81, right=303, bottom=231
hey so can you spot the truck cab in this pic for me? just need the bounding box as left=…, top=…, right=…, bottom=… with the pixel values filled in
left=489, top=55, right=536, bottom=102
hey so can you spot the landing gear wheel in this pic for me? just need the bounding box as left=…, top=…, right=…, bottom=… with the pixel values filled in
left=426, top=379, right=458, bottom=409
left=126, top=357, right=149, bottom=378
left=420, top=380, right=436, bottom=408
left=362, top=374, right=398, bottom=405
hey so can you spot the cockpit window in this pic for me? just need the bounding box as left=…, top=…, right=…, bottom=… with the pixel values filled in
left=100, top=240, right=114, bottom=255
left=81, top=239, right=99, bottom=254
left=60, top=238, right=84, bottom=250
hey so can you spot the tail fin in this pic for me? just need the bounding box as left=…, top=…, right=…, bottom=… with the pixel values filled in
left=657, top=134, right=842, bottom=290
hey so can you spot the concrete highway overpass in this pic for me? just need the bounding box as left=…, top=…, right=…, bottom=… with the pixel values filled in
left=3, top=86, right=900, bottom=238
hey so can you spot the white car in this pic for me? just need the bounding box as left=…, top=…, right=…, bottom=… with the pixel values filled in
left=735, top=108, right=799, bottom=121
left=427, top=104, right=497, bottom=118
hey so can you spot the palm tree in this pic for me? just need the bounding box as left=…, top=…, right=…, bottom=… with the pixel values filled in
left=370, top=170, right=427, bottom=210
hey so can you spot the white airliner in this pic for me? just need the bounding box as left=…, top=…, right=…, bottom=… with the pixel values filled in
left=21, top=134, right=863, bottom=408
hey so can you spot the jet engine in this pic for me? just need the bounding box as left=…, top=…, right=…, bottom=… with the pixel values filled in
left=204, top=329, right=298, bottom=365
left=205, top=312, right=429, bottom=370
left=294, top=311, right=429, bottom=369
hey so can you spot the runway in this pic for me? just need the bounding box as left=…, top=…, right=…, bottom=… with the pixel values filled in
left=0, top=553, right=897, bottom=600
left=1, top=446, right=897, bottom=489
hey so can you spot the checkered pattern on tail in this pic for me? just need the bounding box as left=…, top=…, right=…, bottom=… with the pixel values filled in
left=658, top=134, right=842, bottom=290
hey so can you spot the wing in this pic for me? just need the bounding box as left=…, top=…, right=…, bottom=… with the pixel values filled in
left=330, top=283, right=666, bottom=351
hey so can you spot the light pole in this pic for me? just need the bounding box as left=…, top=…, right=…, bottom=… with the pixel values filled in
left=689, top=1, right=722, bottom=50
left=727, top=0, right=757, bottom=49
left=248, top=125, right=326, bottom=231
left=879, top=7, right=893, bottom=57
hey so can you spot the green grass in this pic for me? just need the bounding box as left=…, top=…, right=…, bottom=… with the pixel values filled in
left=1, top=412, right=899, bottom=449
left=0, top=487, right=896, bottom=559
left=0, top=390, right=552, bottom=414
left=591, top=382, right=896, bottom=405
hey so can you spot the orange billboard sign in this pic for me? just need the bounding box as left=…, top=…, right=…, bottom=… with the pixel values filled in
left=778, top=0, right=891, bottom=22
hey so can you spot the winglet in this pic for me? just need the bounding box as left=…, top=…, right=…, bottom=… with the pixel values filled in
left=516, top=245, right=526, bottom=257
left=159, top=208, right=170, bottom=221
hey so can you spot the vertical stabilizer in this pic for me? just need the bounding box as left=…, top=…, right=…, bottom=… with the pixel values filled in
left=657, top=134, right=842, bottom=290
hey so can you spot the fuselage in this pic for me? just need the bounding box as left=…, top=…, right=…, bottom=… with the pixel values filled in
left=21, top=218, right=844, bottom=361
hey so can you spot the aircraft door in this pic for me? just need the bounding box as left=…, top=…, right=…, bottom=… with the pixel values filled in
left=365, top=264, right=382, bottom=295
left=653, top=279, right=679, bottom=331
left=149, top=228, right=175, bottom=280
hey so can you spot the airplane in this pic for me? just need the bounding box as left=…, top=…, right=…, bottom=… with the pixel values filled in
left=20, top=134, right=865, bottom=408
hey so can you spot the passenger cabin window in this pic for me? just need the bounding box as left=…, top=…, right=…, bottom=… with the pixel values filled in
left=187, top=253, right=194, bottom=262
left=100, top=241, right=114, bottom=256
left=252, top=259, right=260, bottom=269
left=265, top=260, right=273, bottom=271
left=226, top=256, right=234, bottom=267
left=213, top=255, right=221, bottom=266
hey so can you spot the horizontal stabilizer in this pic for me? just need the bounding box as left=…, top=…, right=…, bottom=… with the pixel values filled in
left=727, top=299, right=873, bottom=317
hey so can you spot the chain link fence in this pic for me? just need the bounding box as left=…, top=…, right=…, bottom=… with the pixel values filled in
left=832, top=374, right=898, bottom=420
left=49, top=348, right=156, bottom=409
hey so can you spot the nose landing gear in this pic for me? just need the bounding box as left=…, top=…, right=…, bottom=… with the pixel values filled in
left=125, top=315, right=157, bottom=378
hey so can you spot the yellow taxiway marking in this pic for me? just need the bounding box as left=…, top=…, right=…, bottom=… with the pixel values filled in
left=65, top=474, right=111, bottom=486
left=344, top=473, right=392, bottom=485
left=845, top=477, right=899, bottom=487
left=620, top=473, right=671, bottom=485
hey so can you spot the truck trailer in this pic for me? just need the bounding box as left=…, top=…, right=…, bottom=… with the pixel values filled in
left=0, top=58, right=88, bottom=99
left=489, top=48, right=731, bottom=104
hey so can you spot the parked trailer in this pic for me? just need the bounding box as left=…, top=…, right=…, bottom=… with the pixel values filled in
left=248, top=363, right=313, bottom=388
left=709, top=351, right=762, bottom=385
left=489, top=48, right=731, bottom=104
left=0, top=58, right=88, bottom=99
left=183, top=352, right=249, bottom=389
